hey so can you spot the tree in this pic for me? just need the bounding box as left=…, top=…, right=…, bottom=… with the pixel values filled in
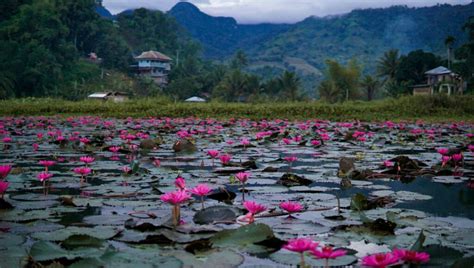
left=376, top=49, right=400, bottom=81
left=454, top=16, right=474, bottom=90
left=318, top=59, right=361, bottom=102
left=231, top=50, right=248, bottom=70
left=278, top=71, right=301, bottom=101
left=213, top=69, right=249, bottom=101
left=445, top=36, right=456, bottom=69
left=318, top=80, right=340, bottom=103
left=396, top=50, right=441, bottom=84
left=360, top=75, right=380, bottom=101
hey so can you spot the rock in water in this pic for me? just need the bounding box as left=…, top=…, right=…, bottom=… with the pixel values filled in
left=277, top=173, right=313, bottom=187
left=172, top=139, right=197, bottom=153
left=339, top=157, right=355, bottom=177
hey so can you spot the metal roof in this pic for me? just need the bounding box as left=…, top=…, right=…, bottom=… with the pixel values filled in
left=135, top=50, right=172, bottom=61
left=185, top=96, right=206, bottom=102
left=88, top=93, right=109, bottom=98
left=425, top=66, right=452, bottom=75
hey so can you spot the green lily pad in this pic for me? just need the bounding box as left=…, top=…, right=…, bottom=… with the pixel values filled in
left=32, top=226, right=121, bottom=241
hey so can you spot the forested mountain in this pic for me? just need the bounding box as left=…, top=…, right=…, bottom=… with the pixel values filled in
left=169, top=2, right=474, bottom=92
left=168, top=2, right=291, bottom=58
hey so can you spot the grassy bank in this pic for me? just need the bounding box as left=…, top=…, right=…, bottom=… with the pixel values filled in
left=0, top=96, right=473, bottom=122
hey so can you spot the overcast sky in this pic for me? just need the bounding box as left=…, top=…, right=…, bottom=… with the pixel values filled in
left=103, top=0, right=472, bottom=23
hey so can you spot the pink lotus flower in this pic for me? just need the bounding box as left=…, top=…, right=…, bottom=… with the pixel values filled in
left=383, top=160, right=394, bottom=168
left=282, top=138, right=292, bottom=145
left=361, top=252, right=400, bottom=268
left=468, top=144, right=474, bottom=152
left=0, top=165, right=12, bottom=180
left=80, top=156, right=95, bottom=164
left=39, top=160, right=55, bottom=167
left=73, top=167, right=92, bottom=176
left=284, top=238, right=318, bottom=253
left=109, top=146, right=121, bottom=153
left=207, top=150, right=219, bottom=159
left=79, top=137, right=90, bottom=144
left=37, top=172, right=53, bottom=182
left=121, top=166, right=132, bottom=174
left=153, top=159, right=161, bottom=167
left=161, top=190, right=192, bottom=227
left=160, top=190, right=191, bottom=205
left=280, top=201, right=303, bottom=215
left=241, top=138, right=250, bottom=146
left=2, top=137, right=12, bottom=143
left=175, top=176, right=186, bottom=190
left=437, top=148, right=449, bottom=155
left=190, top=184, right=211, bottom=197
left=392, top=248, right=430, bottom=264
left=311, top=140, right=321, bottom=146
left=190, top=184, right=212, bottom=209
left=243, top=201, right=266, bottom=215
left=442, top=155, right=451, bottom=167
left=33, top=143, right=39, bottom=151
left=452, top=153, right=463, bottom=162
left=284, top=156, right=298, bottom=163
left=310, top=246, right=347, bottom=259
left=0, top=181, right=9, bottom=199
left=235, top=172, right=250, bottom=183
left=283, top=238, right=318, bottom=268
left=219, top=154, right=232, bottom=165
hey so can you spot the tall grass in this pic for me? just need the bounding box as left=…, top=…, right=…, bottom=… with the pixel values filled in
left=0, top=95, right=473, bottom=121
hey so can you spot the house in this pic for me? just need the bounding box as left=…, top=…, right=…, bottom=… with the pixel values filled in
left=88, top=92, right=129, bottom=102
left=412, top=66, right=465, bottom=95
left=132, top=50, right=172, bottom=86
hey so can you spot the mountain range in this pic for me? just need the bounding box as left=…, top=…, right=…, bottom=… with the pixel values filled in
left=104, top=2, right=474, bottom=91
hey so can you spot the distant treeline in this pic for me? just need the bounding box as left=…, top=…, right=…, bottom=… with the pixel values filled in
left=0, top=1, right=473, bottom=102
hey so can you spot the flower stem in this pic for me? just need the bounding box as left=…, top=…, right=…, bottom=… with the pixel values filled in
left=300, top=252, right=305, bottom=268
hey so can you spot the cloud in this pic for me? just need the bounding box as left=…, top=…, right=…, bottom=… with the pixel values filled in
left=103, top=0, right=471, bottom=23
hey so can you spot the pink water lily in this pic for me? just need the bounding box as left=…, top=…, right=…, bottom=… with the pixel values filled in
left=310, top=246, right=347, bottom=259
left=383, top=160, right=394, bottom=168
left=240, top=201, right=266, bottom=224
left=0, top=181, right=9, bottom=199
left=161, top=190, right=191, bottom=205
left=73, top=167, right=91, bottom=176
left=361, top=252, right=400, bottom=268
left=235, top=172, right=250, bottom=201
left=175, top=176, right=186, bottom=190
left=37, top=172, right=53, bottom=195
left=437, top=148, right=449, bottom=155
left=109, top=146, right=121, bottom=153
left=392, top=248, right=429, bottom=264
left=0, top=165, right=12, bottom=180
left=39, top=160, right=55, bottom=172
left=37, top=172, right=53, bottom=182
left=219, top=154, right=232, bottom=165
left=190, top=184, right=212, bottom=209
left=283, top=238, right=318, bottom=267
left=280, top=201, right=303, bottom=216
left=80, top=156, right=95, bottom=165
left=207, top=150, right=219, bottom=166
left=160, top=190, right=191, bottom=227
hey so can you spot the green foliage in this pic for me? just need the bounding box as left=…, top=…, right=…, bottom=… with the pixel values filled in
left=1, top=96, right=472, bottom=122
left=454, top=16, right=474, bottom=90
left=360, top=75, right=380, bottom=101
left=396, top=50, right=441, bottom=84
left=318, top=59, right=361, bottom=103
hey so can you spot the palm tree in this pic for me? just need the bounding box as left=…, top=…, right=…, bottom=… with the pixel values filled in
left=360, top=75, right=380, bottom=101
left=279, top=71, right=300, bottom=101
left=376, top=49, right=400, bottom=81
left=318, top=80, right=340, bottom=103
left=444, top=36, right=456, bottom=69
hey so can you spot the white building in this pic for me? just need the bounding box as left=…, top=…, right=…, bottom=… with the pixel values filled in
left=133, top=50, right=172, bottom=85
